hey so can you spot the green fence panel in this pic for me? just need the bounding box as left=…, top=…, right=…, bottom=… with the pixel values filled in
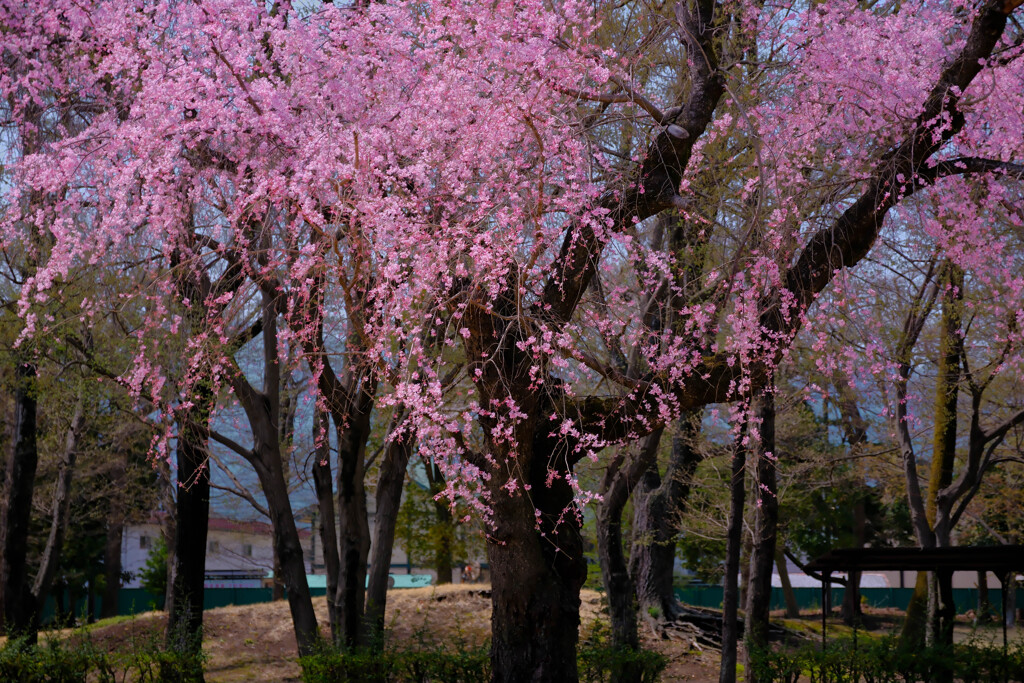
left=676, top=586, right=1023, bottom=615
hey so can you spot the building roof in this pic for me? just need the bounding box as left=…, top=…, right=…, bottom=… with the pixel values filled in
left=139, top=514, right=310, bottom=538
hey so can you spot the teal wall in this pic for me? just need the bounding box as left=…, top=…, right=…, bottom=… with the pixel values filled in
left=41, top=585, right=331, bottom=625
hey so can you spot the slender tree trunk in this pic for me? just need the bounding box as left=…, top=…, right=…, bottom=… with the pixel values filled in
left=231, top=290, right=319, bottom=657
left=156, top=456, right=177, bottom=613
left=925, top=265, right=963, bottom=649
left=30, top=397, right=86, bottom=637
left=775, top=547, right=799, bottom=619
left=719, top=427, right=748, bottom=683
left=163, top=396, right=213, bottom=683
left=364, top=430, right=413, bottom=643
left=743, top=393, right=778, bottom=682
left=251, top=446, right=319, bottom=655
left=977, top=571, right=991, bottom=623
left=0, top=360, right=39, bottom=637
left=1005, top=577, right=1016, bottom=629
left=841, top=500, right=866, bottom=626
left=836, top=385, right=869, bottom=626
left=433, top=503, right=455, bottom=585
left=102, top=456, right=127, bottom=620
left=739, top=532, right=752, bottom=622
left=630, top=414, right=702, bottom=622
left=312, top=408, right=341, bottom=642
left=423, top=457, right=456, bottom=586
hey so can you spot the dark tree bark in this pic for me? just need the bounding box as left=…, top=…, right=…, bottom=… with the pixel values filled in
left=0, top=360, right=39, bottom=637
left=423, top=458, right=455, bottom=585
left=836, top=386, right=869, bottom=626
left=487, top=421, right=587, bottom=683
left=30, top=396, right=86, bottom=638
left=719, top=425, right=748, bottom=683
left=163, top=392, right=213, bottom=682
left=743, top=392, right=778, bottom=682
left=630, top=414, right=703, bottom=623
left=976, top=571, right=992, bottom=623
left=311, top=408, right=341, bottom=641
left=333, top=386, right=373, bottom=648
left=364, top=425, right=413, bottom=642
left=102, top=452, right=128, bottom=620
left=227, top=288, right=319, bottom=656
left=841, top=501, right=866, bottom=626
left=598, top=430, right=663, bottom=654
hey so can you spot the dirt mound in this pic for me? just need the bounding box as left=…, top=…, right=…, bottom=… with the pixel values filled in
left=61, top=585, right=716, bottom=682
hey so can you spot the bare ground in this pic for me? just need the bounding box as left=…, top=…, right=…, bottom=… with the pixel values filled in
left=65, top=585, right=718, bottom=682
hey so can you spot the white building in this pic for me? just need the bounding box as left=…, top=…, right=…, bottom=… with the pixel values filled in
left=123, top=516, right=297, bottom=588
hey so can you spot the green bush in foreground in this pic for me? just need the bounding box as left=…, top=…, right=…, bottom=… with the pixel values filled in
left=0, top=632, right=205, bottom=683
left=750, top=635, right=1024, bottom=683
left=300, top=641, right=667, bottom=683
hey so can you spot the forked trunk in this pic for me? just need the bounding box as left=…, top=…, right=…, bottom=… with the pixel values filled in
left=630, top=414, right=702, bottom=621
left=598, top=429, right=663, bottom=656
left=333, top=395, right=373, bottom=647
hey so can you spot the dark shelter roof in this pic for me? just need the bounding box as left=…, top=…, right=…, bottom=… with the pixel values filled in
left=805, top=545, right=1024, bottom=574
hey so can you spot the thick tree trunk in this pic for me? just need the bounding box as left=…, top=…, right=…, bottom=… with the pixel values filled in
left=488, top=449, right=587, bottom=683
left=719, top=429, right=748, bottom=683
left=743, top=392, right=778, bottom=682
left=0, top=360, right=39, bottom=637
left=364, top=431, right=412, bottom=643
left=30, top=397, right=86, bottom=637
left=164, top=402, right=212, bottom=682
left=630, top=414, right=702, bottom=622
left=333, top=390, right=373, bottom=648
left=775, top=547, right=799, bottom=619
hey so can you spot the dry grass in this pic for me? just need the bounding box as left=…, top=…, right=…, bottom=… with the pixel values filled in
left=24, top=585, right=717, bottom=682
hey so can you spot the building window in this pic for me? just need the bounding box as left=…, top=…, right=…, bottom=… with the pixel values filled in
left=139, top=535, right=150, bottom=550
left=242, top=544, right=253, bottom=557
left=208, top=541, right=220, bottom=553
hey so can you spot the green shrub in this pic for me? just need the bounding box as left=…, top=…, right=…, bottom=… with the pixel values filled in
left=0, top=636, right=103, bottom=683
left=300, top=640, right=667, bottom=683
left=749, top=636, right=1024, bottom=683
left=577, top=644, right=667, bottom=683
left=0, top=628, right=206, bottom=683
